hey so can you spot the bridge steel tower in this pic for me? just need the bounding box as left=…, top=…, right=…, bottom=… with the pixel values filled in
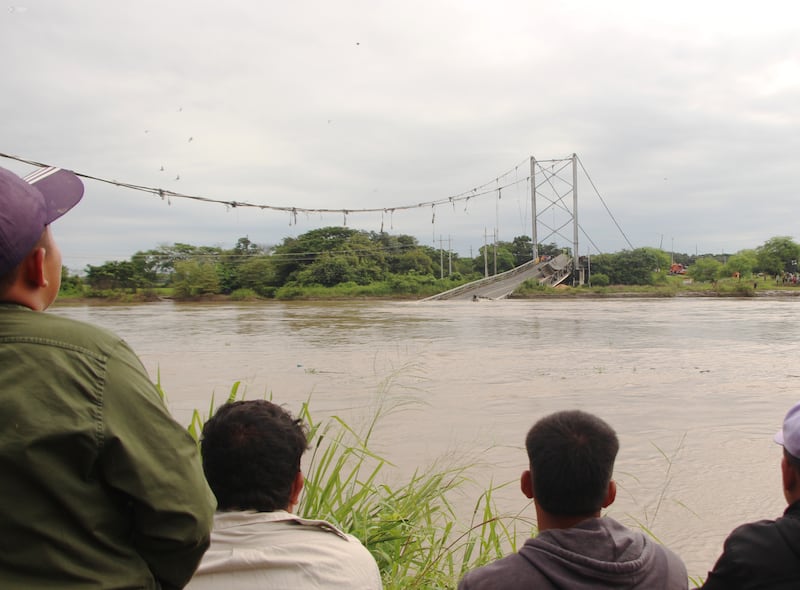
left=529, top=153, right=583, bottom=285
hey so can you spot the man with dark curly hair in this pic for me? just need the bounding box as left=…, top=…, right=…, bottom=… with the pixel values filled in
left=187, top=400, right=382, bottom=589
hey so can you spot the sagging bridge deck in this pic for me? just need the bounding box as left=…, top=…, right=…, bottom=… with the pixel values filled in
left=421, top=253, right=573, bottom=301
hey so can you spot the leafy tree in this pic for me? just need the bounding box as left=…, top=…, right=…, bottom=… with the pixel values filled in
left=640, top=247, right=670, bottom=273
left=85, top=260, right=141, bottom=291
left=130, top=251, right=159, bottom=286
left=377, top=232, right=435, bottom=276
left=237, top=256, right=278, bottom=296
left=688, top=257, right=723, bottom=282
left=59, top=267, right=83, bottom=294
left=173, top=260, right=220, bottom=297
left=722, top=250, right=757, bottom=278
left=453, top=257, right=479, bottom=278
left=139, top=243, right=223, bottom=276
left=589, top=249, right=658, bottom=285
left=297, top=253, right=355, bottom=287
left=232, top=236, right=262, bottom=256
left=271, top=227, right=361, bottom=284
left=218, top=236, right=267, bottom=293
left=391, top=250, right=435, bottom=275
left=509, top=235, right=534, bottom=266
left=756, top=236, right=800, bottom=275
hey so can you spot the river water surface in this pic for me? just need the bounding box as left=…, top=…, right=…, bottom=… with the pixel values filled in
left=53, top=297, right=800, bottom=579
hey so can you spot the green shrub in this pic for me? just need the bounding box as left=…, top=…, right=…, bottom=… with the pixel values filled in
left=229, top=288, right=260, bottom=301
left=274, top=284, right=306, bottom=300
left=590, top=273, right=610, bottom=287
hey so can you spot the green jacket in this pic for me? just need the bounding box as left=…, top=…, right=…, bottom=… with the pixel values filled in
left=0, top=303, right=216, bottom=589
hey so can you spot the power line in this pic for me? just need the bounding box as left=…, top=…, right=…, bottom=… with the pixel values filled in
left=2, top=150, right=633, bottom=255
left=576, top=154, right=634, bottom=250
left=0, top=151, right=529, bottom=219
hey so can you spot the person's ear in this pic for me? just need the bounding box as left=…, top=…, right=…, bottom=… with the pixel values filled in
left=602, top=480, right=616, bottom=509
left=21, top=247, right=48, bottom=288
left=288, top=471, right=304, bottom=512
left=782, top=456, right=799, bottom=492
left=520, top=469, right=534, bottom=499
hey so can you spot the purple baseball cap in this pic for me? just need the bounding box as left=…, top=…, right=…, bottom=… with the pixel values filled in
left=774, top=400, right=800, bottom=458
left=0, top=165, right=84, bottom=277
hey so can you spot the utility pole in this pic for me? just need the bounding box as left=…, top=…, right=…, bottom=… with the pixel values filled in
left=493, top=228, right=498, bottom=276
left=530, top=156, right=538, bottom=261
left=439, top=235, right=444, bottom=279
left=483, top=228, right=489, bottom=277
left=572, top=153, right=580, bottom=285
left=448, top=235, right=452, bottom=276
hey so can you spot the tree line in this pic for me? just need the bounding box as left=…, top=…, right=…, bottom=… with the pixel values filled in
left=67, top=228, right=563, bottom=298
left=587, top=236, right=800, bottom=286
left=61, top=230, right=800, bottom=298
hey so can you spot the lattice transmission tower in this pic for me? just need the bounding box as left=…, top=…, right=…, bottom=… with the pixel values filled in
left=530, top=153, right=583, bottom=285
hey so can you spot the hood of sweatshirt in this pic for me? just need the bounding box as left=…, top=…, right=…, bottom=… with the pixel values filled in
left=517, top=516, right=681, bottom=589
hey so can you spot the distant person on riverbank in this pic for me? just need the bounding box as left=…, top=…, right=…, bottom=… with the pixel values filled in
left=0, top=165, right=215, bottom=588
left=187, top=400, right=382, bottom=590
left=701, top=400, right=800, bottom=589
left=457, top=410, right=688, bottom=589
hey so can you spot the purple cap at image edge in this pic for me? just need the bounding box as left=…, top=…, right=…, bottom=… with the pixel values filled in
left=774, top=401, right=800, bottom=458
left=0, top=166, right=84, bottom=277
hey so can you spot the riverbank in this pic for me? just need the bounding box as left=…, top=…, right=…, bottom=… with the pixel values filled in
left=54, top=283, right=800, bottom=305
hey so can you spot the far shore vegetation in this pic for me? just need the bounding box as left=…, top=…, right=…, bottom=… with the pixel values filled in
left=57, top=229, right=800, bottom=302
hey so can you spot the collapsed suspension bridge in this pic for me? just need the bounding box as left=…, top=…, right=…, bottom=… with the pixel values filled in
left=0, top=152, right=632, bottom=293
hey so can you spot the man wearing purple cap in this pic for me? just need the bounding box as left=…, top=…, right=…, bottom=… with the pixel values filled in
left=702, top=401, right=800, bottom=589
left=0, top=166, right=215, bottom=589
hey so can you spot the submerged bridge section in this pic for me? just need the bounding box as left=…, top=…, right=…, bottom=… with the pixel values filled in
left=422, top=254, right=573, bottom=301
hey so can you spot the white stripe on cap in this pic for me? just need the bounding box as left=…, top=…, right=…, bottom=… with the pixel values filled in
left=23, top=166, right=62, bottom=185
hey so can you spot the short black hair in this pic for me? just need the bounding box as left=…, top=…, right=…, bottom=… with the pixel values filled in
left=0, top=229, right=47, bottom=297
left=201, top=400, right=308, bottom=512
left=525, top=410, right=619, bottom=516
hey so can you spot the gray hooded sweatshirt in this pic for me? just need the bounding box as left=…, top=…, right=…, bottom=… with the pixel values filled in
left=458, top=517, right=687, bottom=590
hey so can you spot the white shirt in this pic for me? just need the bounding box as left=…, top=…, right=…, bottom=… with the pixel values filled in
left=186, top=510, right=383, bottom=590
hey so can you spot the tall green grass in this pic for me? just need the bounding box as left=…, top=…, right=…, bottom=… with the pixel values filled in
left=296, top=400, right=533, bottom=589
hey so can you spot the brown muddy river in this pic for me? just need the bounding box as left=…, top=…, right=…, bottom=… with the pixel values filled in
left=53, top=297, right=800, bottom=578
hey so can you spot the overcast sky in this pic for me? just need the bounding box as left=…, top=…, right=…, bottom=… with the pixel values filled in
left=3, top=0, right=799, bottom=270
